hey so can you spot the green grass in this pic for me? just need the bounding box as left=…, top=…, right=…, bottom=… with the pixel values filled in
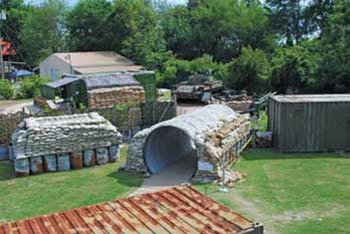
left=195, top=149, right=350, bottom=234
left=0, top=146, right=143, bottom=223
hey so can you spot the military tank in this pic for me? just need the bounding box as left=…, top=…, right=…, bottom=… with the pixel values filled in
left=174, top=73, right=223, bottom=102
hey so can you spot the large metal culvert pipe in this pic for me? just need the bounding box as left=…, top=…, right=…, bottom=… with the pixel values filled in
left=144, top=126, right=197, bottom=174
left=124, top=104, right=237, bottom=174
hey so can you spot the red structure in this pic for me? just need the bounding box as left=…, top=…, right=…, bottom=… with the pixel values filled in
left=0, top=186, right=264, bottom=234
left=0, top=39, right=16, bottom=56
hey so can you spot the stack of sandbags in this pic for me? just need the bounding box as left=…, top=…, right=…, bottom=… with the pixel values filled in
left=204, top=114, right=251, bottom=161
left=12, top=112, right=122, bottom=158
left=88, top=86, right=145, bottom=109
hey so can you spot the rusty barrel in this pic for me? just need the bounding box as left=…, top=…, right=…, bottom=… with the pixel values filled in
left=83, top=149, right=96, bottom=167
left=96, top=147, right=109, bottom=165
left=108, top=145, right=120, bottom=163
left=71, top=151, right=83, bottom=169
left=57, top=154, right=70, bottom=171
left=30, top=157, right=43, bottom=174
left=15, top=158, right=30, bottom=177
left=43, top=155, right=57, bottom=172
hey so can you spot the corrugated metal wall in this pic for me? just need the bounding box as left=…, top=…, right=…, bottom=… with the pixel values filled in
left=268, top=97, right=350, bottom=152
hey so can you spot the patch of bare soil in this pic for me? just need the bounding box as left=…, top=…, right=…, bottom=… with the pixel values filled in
left=0, top=100, right=32, bottom=114
left=226, top=188, right=279, bottom=234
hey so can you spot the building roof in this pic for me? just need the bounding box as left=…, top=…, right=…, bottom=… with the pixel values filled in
left=0, top=186, right=261, bottom=234
left=44, top=77, right=78, bottom=89
left=271, top=94, right=350, bottom=103
left=53, top=51, right=143, bottom=74
left=63, top=73, right=140, bottom=90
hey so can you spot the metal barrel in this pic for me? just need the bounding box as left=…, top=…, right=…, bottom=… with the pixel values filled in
left=71, top=151, right=83, bottom=169
left=57, top=154, right=71, bottom=171
left=30, top=157, right=43, bottom=174
left=96, top=147, right=109, bottom=165
left=83, top=149, right=96, bottom=167
left=108, top=145, right=120, bottom=163
left=15, top=158, right=30, bottom=177
left=43, top=155, right=57, bottom=172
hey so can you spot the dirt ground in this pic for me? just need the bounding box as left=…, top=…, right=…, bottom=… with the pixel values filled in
left=177, top=101, right=205, bottom=116
left=0, top=100, right=33, bottom=114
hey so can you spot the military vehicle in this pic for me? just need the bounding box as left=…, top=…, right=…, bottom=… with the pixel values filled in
left=174, top=73, right=223, bottom=102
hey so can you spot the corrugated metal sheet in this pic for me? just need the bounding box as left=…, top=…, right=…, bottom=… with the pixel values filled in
left=64, top=73, right=140, bottom=90
left=269, top=95, right=350, bottom=152
left=44, top=77, right=78, bottom=88
left=0, top=186, right=263, bottom=234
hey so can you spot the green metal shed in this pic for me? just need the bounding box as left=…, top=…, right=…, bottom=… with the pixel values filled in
left=268, top=94, right=350, bottom=152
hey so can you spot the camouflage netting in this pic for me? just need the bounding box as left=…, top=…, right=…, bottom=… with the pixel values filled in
left=12, top=112, right=122, bottom=159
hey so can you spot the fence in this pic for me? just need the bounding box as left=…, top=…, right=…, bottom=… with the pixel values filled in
left=0, top=100, right=177, bottom=147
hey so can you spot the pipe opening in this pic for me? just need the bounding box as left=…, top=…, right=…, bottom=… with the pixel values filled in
left=144, top=126, right=197, bottom=174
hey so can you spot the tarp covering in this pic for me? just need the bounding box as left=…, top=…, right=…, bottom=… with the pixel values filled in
left=64, top=73, right=140, bottom=90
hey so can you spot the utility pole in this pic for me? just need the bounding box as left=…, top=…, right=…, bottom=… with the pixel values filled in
left=0, top=10, right=6, bottom=79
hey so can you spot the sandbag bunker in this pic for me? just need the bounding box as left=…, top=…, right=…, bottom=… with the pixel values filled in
left=124, top=104, right=251, bottom=182
left=12, top=113, right=122, bottom=176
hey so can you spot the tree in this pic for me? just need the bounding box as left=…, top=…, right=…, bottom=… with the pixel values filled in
left=271, top=45, right=318, bottom=94
left=315, top=1, right=350, bottom=93
left=108, top=0, right=167, bottom=66
left=159, top=6, right=193, bottom=59
left=225, top=47, right=271, bottom=94
left=20, top=0, right=67, bottom=66
left=66, top=0, right=115, bottom=51
left=188, top=0, right=269, bottom=61
left=0, top=0, right=30, bottom=62
left=266, top=0, right=306, bottom=45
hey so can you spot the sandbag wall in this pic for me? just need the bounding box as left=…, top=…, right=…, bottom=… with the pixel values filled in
left=12, top=113, right=123, bottom=177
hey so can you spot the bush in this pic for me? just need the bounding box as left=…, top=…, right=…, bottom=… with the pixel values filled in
left=18, top=75, right=50, bottom=99
left=224, top=47, right=271, bottom=94
left=0, top=79, right=14, bottom=100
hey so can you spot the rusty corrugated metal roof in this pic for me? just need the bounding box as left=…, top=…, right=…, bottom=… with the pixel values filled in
left=0, top=186, right=262, bottom=234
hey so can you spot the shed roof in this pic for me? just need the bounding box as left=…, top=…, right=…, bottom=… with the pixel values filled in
left=0, top=186, right=260, bottom=234
left=44, top=77, right=78, bottom=89
left=64, top=73, right=140, bottom=90
left=271, top=94, right=350, bottom=103
left=52, top=51, right=143, bottom=74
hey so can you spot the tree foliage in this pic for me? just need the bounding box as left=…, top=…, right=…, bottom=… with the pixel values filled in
left=19, top=0, right=67, bottom=66
left=66, top=0, right=115, bottom=51
left=224, top=47, right=271, bottom=94
left=3, top=0, right=350, bottom=95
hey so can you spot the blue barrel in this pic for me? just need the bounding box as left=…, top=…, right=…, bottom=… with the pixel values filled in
left=0, top=147, right=9, bottom=161
left=15, top=158, right=30, bottom=177
left=108, top=145, right=120, bottom=163
left=44, top=155, right=57, bottom=172
left=96, top=147, right=108, bottom=165
left=83, top=149, right=96, bottom=167
left=30, top=157, right=43, bottom=174
left=57, top=154, right=70, bottom=171
left=8, top=146, right=14, bottom=162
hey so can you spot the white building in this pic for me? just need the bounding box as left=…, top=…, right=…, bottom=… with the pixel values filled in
left=39, top=51, right=143, bottom=80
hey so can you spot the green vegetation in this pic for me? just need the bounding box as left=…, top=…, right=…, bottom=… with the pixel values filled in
left=4, top=0, right=350, bottom=95
left=17, top=75, right=50, bottom=99
left=251, top=111, right=268, bottom=131
left=0, top=79, right=14, bottom=100
left=0, top=147, right=143, bottom=222
left=195, top=149, right=350, bottom=234
left=0, top=76, right=50, bottom=100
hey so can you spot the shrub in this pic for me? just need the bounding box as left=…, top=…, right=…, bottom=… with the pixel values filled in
left=224, top=47, right=271, bottom=94
left=18, top=75, right=50, bottom=99
left=0, top=79, right=14, bottom=100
